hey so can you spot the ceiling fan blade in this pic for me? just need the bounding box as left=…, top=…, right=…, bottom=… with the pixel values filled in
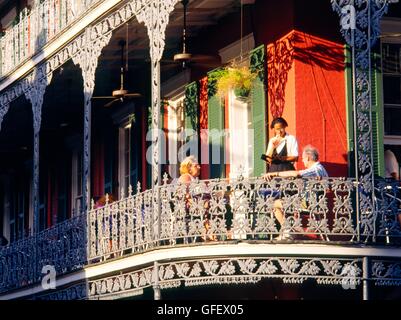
left=92, top=96, right=115, bottom=99
left=104, top=99, right=120, bottom=108
left=125, top=93, right=142, bottom=98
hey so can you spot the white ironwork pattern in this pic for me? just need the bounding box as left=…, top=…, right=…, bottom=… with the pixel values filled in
left=88, top=265, right=154, bottom=299
left=32, top=257, right=401, bottom=299
left=86, top=257, right=363, bottom=299
left=1, top=177, right=401, bottom=295
left=0, top=0, right=104, bottom=79
left=0, top=0, right=151, bottom=132
left=158, top=257, right=363, bottom=287
left=84, top=177, right=401, bottom=262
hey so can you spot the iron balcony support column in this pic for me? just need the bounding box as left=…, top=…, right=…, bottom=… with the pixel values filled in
left=363, top=256, right=370, bottom=300
left=72, top=27, right=112, bottom=212
left=332, top=0, right=391, bottom=241
left=153, top=261, right=162, bottom=300
left=136, top=0, right=180, bottom=250
left=136, top=0, right=180, bottom=187
left=24, top=65, right=53, bottom=233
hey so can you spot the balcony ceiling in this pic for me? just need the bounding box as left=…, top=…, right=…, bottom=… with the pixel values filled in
left=99, top=0, right=239, bottom=70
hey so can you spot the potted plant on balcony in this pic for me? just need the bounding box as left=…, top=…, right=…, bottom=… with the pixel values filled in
left=216, top=65, right=256, bottom=101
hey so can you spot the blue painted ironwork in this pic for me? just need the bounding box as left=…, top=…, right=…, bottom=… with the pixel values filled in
left=0, top=213, right=86, bottom=294
left=24, top=64, right=53, bottom=233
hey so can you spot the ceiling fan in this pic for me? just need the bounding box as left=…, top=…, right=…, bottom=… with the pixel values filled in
left=92, top=33, right=141, bottom=108
left=165, top=0, right=221, bottom=70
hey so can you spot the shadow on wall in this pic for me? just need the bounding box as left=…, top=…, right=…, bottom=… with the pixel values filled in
left=267, top=34, right=294, bottom=119
left=267, top=30, right=346, bottom=120
left=293, top=31, right=345, bottom=72
left=321, top=161, right=348, bottom=178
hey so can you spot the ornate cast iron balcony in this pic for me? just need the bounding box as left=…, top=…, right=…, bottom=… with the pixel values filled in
left=0, top=0, right=104, bottom=79
left=0, top=176, right=400, bottom=294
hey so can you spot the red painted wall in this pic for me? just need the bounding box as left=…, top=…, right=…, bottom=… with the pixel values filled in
left=293, top=31, right=347, bottom=176
left=266, top=30, right=347, bottom=176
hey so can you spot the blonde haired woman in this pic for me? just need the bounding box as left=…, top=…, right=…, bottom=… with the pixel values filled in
left=178, top=155, right=201, bottom=183
left=178, top=155, right=216, bottom=241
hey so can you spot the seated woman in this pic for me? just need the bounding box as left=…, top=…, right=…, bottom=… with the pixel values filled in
left=178, top=156, right=217, bottom=241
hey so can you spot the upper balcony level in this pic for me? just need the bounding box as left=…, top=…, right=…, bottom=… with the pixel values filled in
left=0, top=176, right=400, bottom=299
left=0, top=0, right=125, bottom=90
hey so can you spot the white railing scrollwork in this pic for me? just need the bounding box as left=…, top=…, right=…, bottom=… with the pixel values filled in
left=0, top=0, right=104, bottom=79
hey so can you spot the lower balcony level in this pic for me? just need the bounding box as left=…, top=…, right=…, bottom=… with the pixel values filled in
left=0, top=176, right=401, bottom=299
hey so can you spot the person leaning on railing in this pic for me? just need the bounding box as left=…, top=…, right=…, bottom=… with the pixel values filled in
left=94, top=194, right=117, bottom=260
left=262, top=145, right=328, bottom=240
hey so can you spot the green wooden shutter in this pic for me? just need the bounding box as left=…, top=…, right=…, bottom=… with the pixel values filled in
left=184, top=81, right=199, bottom=151
left=371, top=51, right=385, bottom=177
left=344, top=46, right=384, bottom=177
left=250, top=45, right=267, bottom=176
left=207, top=69, right=225, bottom=179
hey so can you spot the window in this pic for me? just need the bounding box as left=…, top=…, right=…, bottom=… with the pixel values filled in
left=71, top=150, right=83, bottom=215
left=166, top=97, right=185, bottom=179
left=118, top=116, right=140, bottom=197
left=382, top=43, right=401, bottom=136
left=227, top=90, right=254, bottom=178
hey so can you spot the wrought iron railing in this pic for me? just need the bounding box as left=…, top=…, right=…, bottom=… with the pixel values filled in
left=0, top=0, right=104, bottom=78
left=1, top=176, right=400, bottom=294
left=0, top=213, right=86, bottom=293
